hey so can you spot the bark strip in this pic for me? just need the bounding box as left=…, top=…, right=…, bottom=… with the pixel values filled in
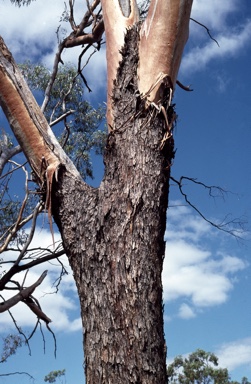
left=0, top=36, right=80, bottom=186
left=138, top=0, right=193, bottom=103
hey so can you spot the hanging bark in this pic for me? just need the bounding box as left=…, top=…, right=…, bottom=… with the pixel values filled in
left=0, top=0, right=193, bottom=382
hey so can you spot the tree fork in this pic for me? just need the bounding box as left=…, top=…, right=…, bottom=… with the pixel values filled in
left=52, top=25, right=174, bottom=383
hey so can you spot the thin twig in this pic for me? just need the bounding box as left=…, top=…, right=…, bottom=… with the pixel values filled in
left=170, top=175, right=245, bottom=238
left=190, top=17, right=220, bottom=47
left=6, top=306, right=31, bottom=355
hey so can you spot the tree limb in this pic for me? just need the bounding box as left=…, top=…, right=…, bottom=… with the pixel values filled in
left=138, top=0, right=193, bottom=103
left=0, top=270, right=48, bottom=314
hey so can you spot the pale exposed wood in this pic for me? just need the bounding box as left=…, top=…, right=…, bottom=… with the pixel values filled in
left=138, top=0, right=193, bottom=104
left=0, top=36, right=80, bottom=184
left=101, top=0, right=139, bottom=129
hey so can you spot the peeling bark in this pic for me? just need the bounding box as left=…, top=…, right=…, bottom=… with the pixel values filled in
left=138, top=0, right=193, bottom=103
left=0, top=37, right=80, bottom=184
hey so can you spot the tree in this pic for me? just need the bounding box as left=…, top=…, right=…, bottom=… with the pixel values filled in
left=167, top=349, right=230, bottom=383
left=0, top=0, right=193, bottom=383
left=44, top=369, right=66, bottom=383
left=166, top=349, right=250, bottom=384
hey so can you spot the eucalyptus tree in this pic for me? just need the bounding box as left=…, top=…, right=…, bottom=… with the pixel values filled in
left=0, top=0, right=193, bottom=382
left=167, top=349, right=230, bottom=384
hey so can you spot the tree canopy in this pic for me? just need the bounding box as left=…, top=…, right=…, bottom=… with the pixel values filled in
left=167, top=349, right=250, bottom=384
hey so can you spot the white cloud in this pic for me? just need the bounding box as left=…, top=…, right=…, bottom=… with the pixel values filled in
left=178, top=303, right=196, bottom=319
left=0, top=0, right=66, bottom=58
left=1, top=1, right=250, bottom=96
left=163, top=203, right=247, bottom=314
left=190, top=0, right=238, bottom=32
left=182, top=13, right=251, bottom=75
left=217, top=338, right=251, bottom=372
left=0, top=0, right=107, bottom=98
left=167, top=338, right=251, bottom=377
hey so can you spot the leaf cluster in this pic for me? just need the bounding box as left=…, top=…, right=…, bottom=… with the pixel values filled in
left=0, top=334, right=23, bottom=363
left=44, top=369, right=66, bottom=383
left=167, top=349, right=249, bottom=384
left=10, top=0, right=35, bottom=6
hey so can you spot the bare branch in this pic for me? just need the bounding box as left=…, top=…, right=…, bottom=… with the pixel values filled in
left=15, top=202, right=42, bottom=262
left=0, top=371, right=34, bottom=380
left=0, top=203, right=43, bottom=251
left=49, top=109, right=75, bottom=127
left=41, top=1, right=104, bottom=113
left=76, top=0, right=101, bottom=37
left=46, top=322, right=57, bottom=358
left=0, top=163, right=30, bottom=252
left=63, top=18, right=104, bottom=48
left=0, top=270, right=48, bottom=313
left=7, top=307, right=31, bottom=354
left=68, top=0, right=77, bottom=31
left=190, top=17, right=220, bottom=47
left=0, top=144, right=22, bottom=176
left=41, top=42, right=64, bottom=113
left=22, top=295, right=52, bottom=324
left=170, top=175, right=246, bottom=238
left=0, top=159, right=27, bottom=180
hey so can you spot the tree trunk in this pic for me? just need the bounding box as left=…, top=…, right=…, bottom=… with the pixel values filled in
left=52, top=25, right=174, bottom=383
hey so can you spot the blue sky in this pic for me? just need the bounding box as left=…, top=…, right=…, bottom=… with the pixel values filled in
left=0, top=0, right=251, bottom=383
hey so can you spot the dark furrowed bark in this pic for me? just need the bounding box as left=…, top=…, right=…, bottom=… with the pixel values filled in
left=53, top=25, right=175, bottom=384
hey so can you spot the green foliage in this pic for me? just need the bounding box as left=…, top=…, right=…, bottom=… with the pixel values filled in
left=19, top=61, right=106, bottom=179
left=167, top=349, right=230, bottom=384
left=44, top=369, right=66, bottom=383
left=167, top=349, right=250, bottom=384
left=0, top=334, right=23, bottom=363
left=10, top=0, right=35, bottom=6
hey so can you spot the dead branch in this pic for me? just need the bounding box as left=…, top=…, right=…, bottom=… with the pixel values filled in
left=7, top=307, right=31, bottom=354
left=0, top=244, right=64, bottom=292
left=0, top=372, right=35, bottom=380
left=0, top=159, right=27, bottom=180
left=76, top=0, right=101, bottom=37
left=41, top=42, right=65, bottom=114
left=46, top=322, right=57, bottom=358
left=0, top=203, right=43, bottom=251
left=190, top=17, right=220, bottom=47
left=0, top=138, right=22, bottom=176
left=170, top=175, right=246, bottom=238
left=41, top=0, right=104, bottom=113
left=0, top=163, right=31, bottom=252
left=77, top=43, right=96, bottom=92
left=68, top=0, right=77, bottom=31
left=22, top=295, right=52, bottom=324
left=0, top=270, right=48, bottom=313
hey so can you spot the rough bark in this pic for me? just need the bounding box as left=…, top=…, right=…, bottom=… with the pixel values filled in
left=53, top=25, right=175, bottom=383
left=0, top=0, right=193, bottom=382
left=101, top=0, right=139, bottom=128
